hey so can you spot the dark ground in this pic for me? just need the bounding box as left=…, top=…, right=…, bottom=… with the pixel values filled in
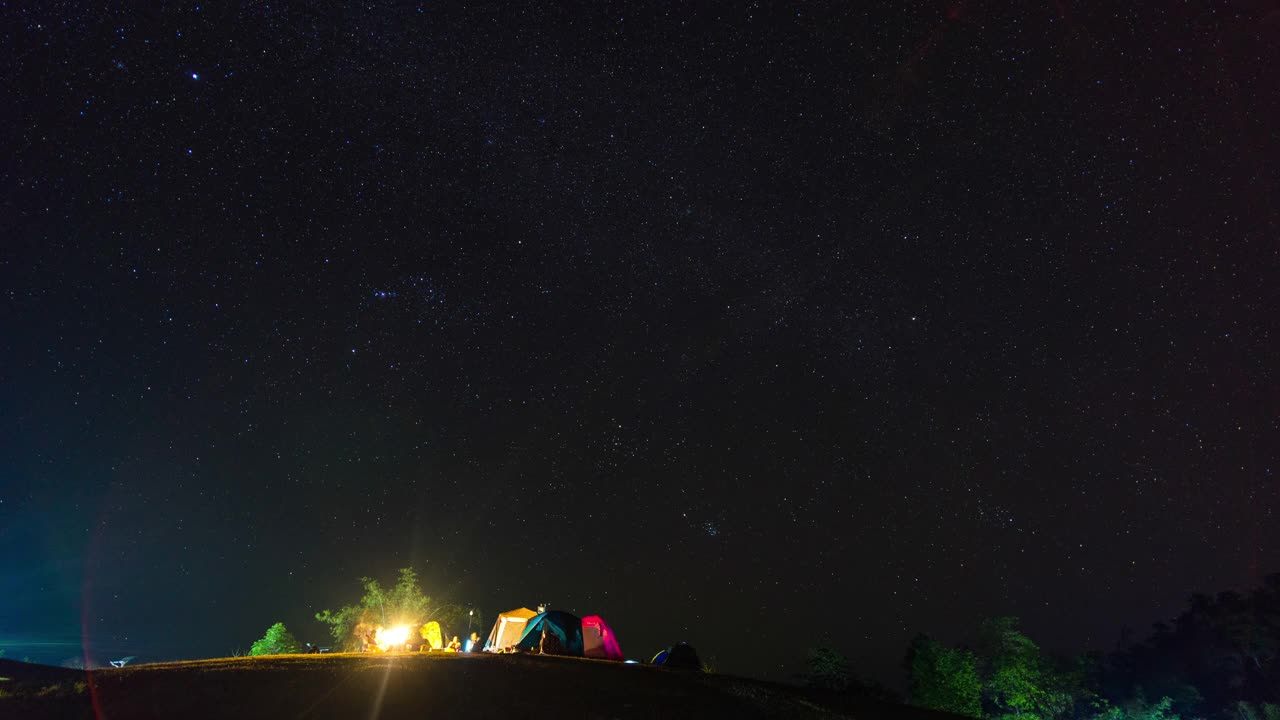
left=0, top=653, right=958, bottom=719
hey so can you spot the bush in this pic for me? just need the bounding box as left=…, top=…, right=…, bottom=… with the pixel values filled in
left=249, top=622, right=303, bottom=656
left=802, top=647, right=852, bottom=692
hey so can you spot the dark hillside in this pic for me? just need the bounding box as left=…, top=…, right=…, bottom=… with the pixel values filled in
left=1, top=653, right=965, bottom=720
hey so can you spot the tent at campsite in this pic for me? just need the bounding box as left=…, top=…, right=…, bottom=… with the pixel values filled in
left=421, top=621, right=444, bottom=650
left=514, top=610, right=584, bottom=656
left=484, top=607, right=539, bottom=652
left=651, top=642, right=701, bottom=670
left=580, top=615, right=624, bottom=661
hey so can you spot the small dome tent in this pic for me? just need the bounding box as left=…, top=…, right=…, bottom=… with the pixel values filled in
left=514, top=610, right=584, bottom=656
left=484, top=607, right=538, bottom=652
left=421, top=621, right=444, bottom=650
left=580, top=615, right=624, bottom=661
left=653, top=642, right=701, bottom=670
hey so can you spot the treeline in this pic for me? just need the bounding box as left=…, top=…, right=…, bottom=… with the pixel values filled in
left=903, top=574, right=1280, bottom=720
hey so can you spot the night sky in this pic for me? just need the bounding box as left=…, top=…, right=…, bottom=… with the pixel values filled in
left=3, top=1, right=1278, bottom=684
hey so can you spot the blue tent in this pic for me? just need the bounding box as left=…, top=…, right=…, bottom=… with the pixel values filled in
left=514, top=611, right=584, bottom=656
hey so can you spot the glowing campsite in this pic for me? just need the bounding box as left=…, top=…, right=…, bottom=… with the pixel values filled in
left=3, top=567, right=925, bottom=717
left=480, top=608, right=626, bottom=661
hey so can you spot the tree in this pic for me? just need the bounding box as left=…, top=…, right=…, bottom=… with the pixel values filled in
left=1234, top=702, right=1280, bottom=720
left=803, top=646, right=853, bottom=691
left=978, top=617, right=1071, bottom=720
left=1106, top=573, right=1280, bottom=719
left=905, top=634, right=983, bottom=718
left=1091, top=695, right=1182, bottom=720
left=249, top=622, right=302, bottom=656
left=316, top=567, right=458, bottom=651
left=314, top=604, right=364, bottom=651
left=1053, top=653, right=1114, bottom=720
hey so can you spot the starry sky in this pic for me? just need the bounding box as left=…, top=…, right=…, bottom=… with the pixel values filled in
left=2, top=1, right=1278, bottom=683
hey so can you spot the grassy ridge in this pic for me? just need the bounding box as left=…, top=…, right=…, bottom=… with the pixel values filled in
left=1, top=653, right=958, bottom=719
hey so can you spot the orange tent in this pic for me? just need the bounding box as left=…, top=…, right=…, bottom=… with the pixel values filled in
left=484, top=607, right=538, bottom=651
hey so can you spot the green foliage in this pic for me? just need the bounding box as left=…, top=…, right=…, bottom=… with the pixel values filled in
left=249, top=622, right=302, bottom=656
left=316, top=567, right=453, bottom=650
left=978, top=617, right=1072, bottom=720
left=1112, top=574, right=1280, bottom=718
left=1092, top=695, right=1181, bottom=720
left=803, top=646, right=852, bottom=691
left=314, top=605, right=364, bottom=651
left=1051, top=654, right=1113, bottom=720
left=384, top=568, right=436, bottom=622
left=1236, top=702, right=1280, bottom=720
left=905, top=634, right=983, bottom=718
left=899, top=621, right=1200, bottom=720
left=898, top=575, right=1280, bottom=720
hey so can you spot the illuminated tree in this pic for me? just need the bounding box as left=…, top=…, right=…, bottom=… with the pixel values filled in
left=905, top=634, right=983, bottom=718
left=316, top=567, right=459, bottom=650
left=978, top=617, right=1071, bottom=720
left=250, top=622, right=302, bottom=656
left=1089, top=695, right=1183, bottom=720
left=314, top=604, right=364, bottom=651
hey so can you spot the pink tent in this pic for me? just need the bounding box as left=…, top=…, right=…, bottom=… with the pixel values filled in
left=580, top=615, right=624, bottom=661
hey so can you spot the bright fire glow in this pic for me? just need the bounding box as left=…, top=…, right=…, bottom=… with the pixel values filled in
left=374, top=624, right=413, bottom=651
